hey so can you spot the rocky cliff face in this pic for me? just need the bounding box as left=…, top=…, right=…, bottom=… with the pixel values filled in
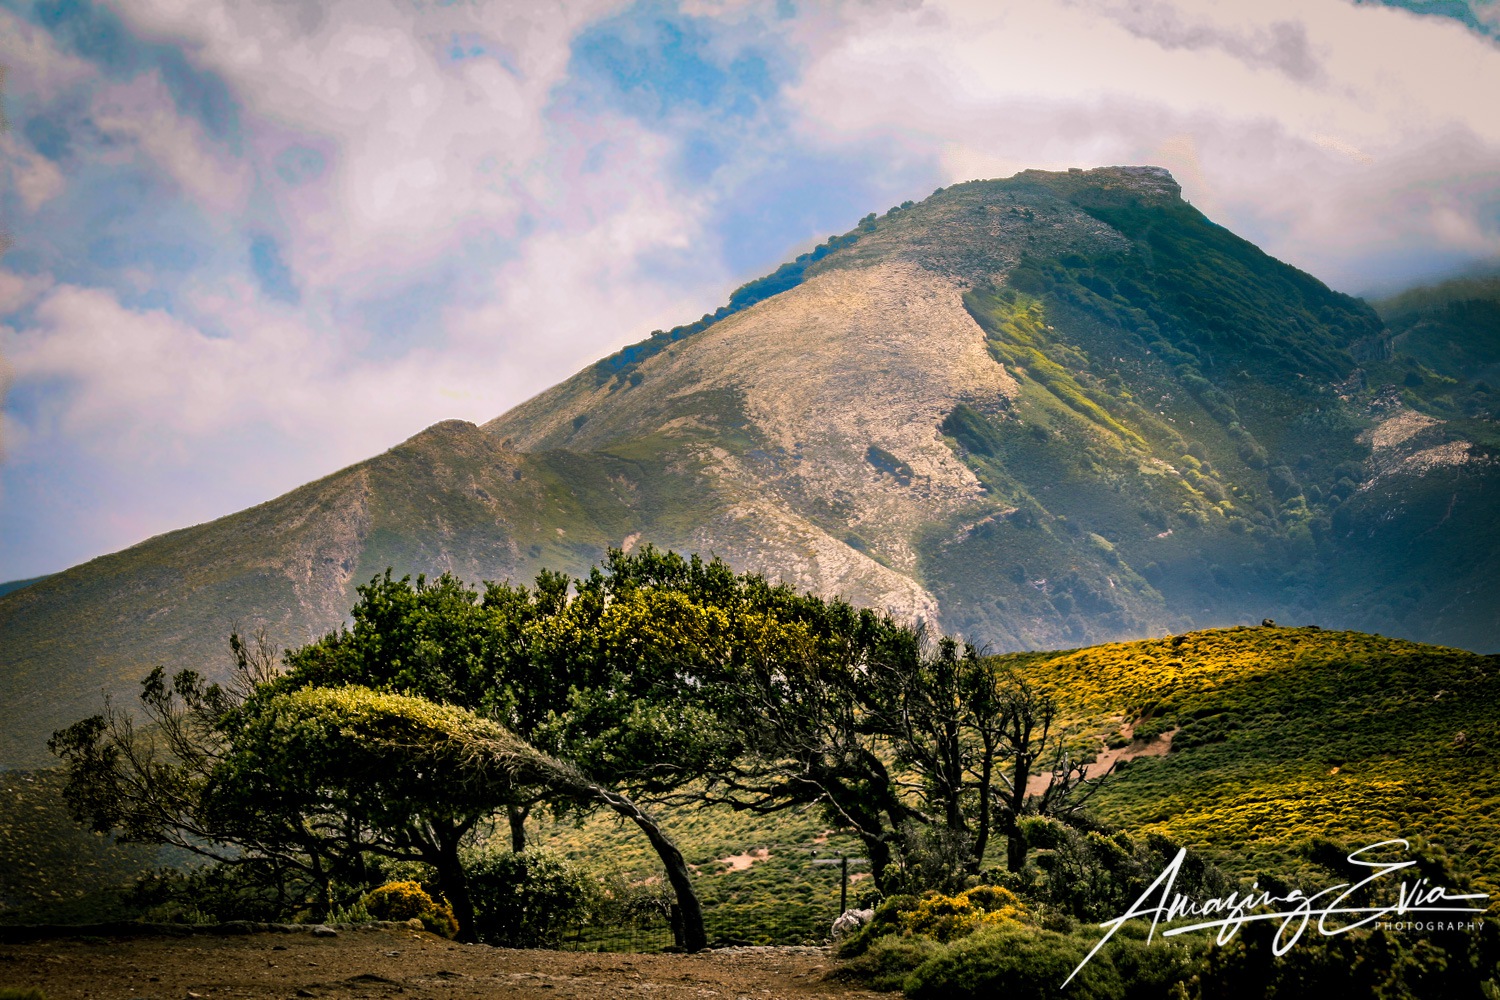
left=2, top=166, right=1495, bottom=767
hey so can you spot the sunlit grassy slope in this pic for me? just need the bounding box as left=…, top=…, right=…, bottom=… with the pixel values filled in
left=1003, top=626, right=1500, bottom=903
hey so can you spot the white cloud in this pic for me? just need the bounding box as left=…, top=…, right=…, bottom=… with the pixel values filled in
left=6, top=0, right=1500, bottom=578
left=0, top=270, right=53, bottom=314
left=114, top=0, right=630, bottom=292
left=7, top=277, right=462, bottom=462
left=0, top=8, right=99, bottom=103
left=4, top=0, right=773, bottom=575
left=10, top=284, right=275, bottom=447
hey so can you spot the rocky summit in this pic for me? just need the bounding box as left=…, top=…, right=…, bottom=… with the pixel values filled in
left=1, top=165, right=1495, bottom=767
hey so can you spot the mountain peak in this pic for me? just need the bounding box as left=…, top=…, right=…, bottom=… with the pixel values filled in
left=1004, top=164, right=1182, bottom=203
left=488, top=166, right=1187, bottom=443
left=811, top=165, right=1182, bottom=283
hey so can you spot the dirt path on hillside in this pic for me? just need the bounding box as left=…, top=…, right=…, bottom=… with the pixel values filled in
left=0, top=928, right=885, bottom=1000
left=1024, top=722, right=1178, bottom=797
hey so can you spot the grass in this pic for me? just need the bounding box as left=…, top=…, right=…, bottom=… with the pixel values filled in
left=0, top=770, right=186, bottom=925
left=999, top=627, right=1500, bottom=904
left=530, top=796, right=871, bottom=945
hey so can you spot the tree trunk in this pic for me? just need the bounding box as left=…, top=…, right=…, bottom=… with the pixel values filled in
left=507, top=803, right=530, bottom=853
left=432, top=835, right=480, bottom=944
left=587, top=785, right=707, bottom=952
left=862, top=833, right=895, bottom=895
left=310, top=853, right=333, bottom=921
left=1005, top=756, right=1031, bottom=873
left=1005, top=817, right=1028, bottom=873
left=971, top=741, right=994, bottom=875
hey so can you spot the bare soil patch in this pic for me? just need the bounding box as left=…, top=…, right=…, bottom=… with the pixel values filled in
left=716, top=847, right=772, bottom=871
left=0, top=928, right=883, bottom=1000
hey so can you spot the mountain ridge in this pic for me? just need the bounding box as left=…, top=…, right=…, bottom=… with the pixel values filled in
left=1, top=164, right=1496, bottom=768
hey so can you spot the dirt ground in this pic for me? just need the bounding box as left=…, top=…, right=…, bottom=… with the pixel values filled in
left=0, top=928, right=887, bottom=1000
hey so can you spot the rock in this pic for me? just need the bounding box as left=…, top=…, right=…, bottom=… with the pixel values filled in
left=311, top=925, right=338, bottom=938
left=1261, top=618, right=1277, bottom=627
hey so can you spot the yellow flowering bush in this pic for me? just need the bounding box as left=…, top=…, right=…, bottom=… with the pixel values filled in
left=362, top=880, right=458, bottom=937
left=900, top=885, right=1032, bottom=943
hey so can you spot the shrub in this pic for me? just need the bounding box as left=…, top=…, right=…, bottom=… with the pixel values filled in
left=904, top=923, right=1124, bottom=1000
left=362, top=880, right=457, bottom=938
left=837, top=934, right=945, bottom=992
left=959, top=884, right=1020, bottom=913
left=1106, top=925, right=1203, bottom=1000
left=901, top=893, right=981, bottom=943
left=837, top=893, right=919, bottom=957
left=466, top=848, right=595, bottom=948
left=129, top=861, right=289, bottom=923
left=882, top=823, right=978, bottom=896
left=363, top=880, right=436, bottom=921
left=1019, top=819, right=1230, bottom=923
left=0, top=990, right=48, bottom=1000
left=1194, top=920, right=1500, bottom=1000
left=592, top=867, right=675, bottom=928
left=901, top=886, right=1032, bottom=942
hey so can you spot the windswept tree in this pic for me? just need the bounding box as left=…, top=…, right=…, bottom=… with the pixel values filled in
left=244, top=557, right=727, bottom=951
left=50, top=656, right=710, bottom=945
left=48, top=642, right=559, bottom=941
left=681, top=597, right=925, bottom=891
left=46, top=635, right=348, bottom=910
left=684, top=595, right=1116, bottom=886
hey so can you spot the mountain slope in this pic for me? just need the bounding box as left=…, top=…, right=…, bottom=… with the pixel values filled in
left=1, top=165, right=1496, bottom=768
left=1010, top=626, right=1500, bottom=902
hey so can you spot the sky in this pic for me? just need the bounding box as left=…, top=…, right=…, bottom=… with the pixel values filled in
left=1, top=0, right=1498, bottom=581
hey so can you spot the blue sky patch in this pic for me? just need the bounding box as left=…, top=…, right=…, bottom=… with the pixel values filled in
left=567, top=3, right=778, bottom=123
left=249, top=234, right=299, bottom=304
left=708, top=147, right=934, bottom=279
left=1353, top=0, right=1500, bottom=38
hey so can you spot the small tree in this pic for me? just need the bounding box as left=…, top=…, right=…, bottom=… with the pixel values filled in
left=47, top=634, right=349, bottom=914
left=51, top=663, right=556, bottom=941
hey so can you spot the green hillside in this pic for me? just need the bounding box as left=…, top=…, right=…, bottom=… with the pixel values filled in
left=530, top=626, right=1497, bottom=906
left=0, top=422, right=750, bottom=768
left=1004, top=627, right=1500, bottom=903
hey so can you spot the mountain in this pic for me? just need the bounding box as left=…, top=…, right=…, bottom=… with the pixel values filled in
left=1, top=165, right=1496, bottom=768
